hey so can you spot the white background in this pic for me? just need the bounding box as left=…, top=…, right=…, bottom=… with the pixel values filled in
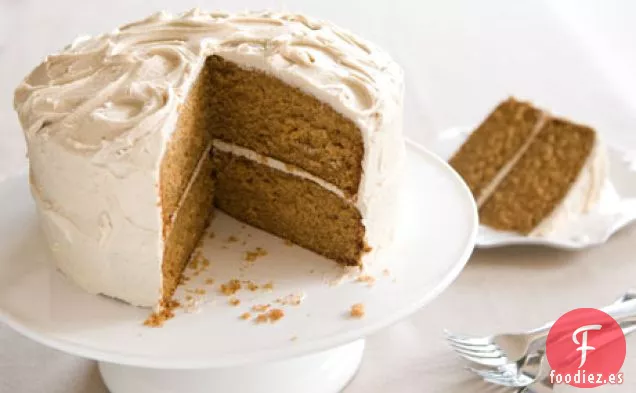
left=1, top=0, right=636, bottom=392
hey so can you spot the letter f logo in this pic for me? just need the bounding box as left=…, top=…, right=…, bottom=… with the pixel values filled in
left=573, top=324, right=602, bottom=368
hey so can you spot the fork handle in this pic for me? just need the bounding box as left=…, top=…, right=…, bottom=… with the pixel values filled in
left=525, top=297, right=636, bottom=349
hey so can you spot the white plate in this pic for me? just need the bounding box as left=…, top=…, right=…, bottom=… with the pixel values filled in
left=431, top=127, right=636, bottom=249
left=0, top=140, right=477, bottom=369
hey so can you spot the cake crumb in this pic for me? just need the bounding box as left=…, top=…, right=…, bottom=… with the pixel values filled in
left=382, top=268, right=391, bottom=277
left=143, top=299, right=180, bottom=328
left=284, top=239, right=294, bottom=247
left=227, top=235, right=239, bottom=243
left=290, top=336, right=298, bottom=341
left=350, top=303, right=365, bottom=319
left=254, top=314, right=269, bottom=324
left=194, top=288, right=206, bottom=295
left=241, top=241, right=247, bottom=246
left=240, top=312, right=252, bottom=320
left=268, top=308, right=285, bottom=322
left=254, top=309, right=285, bottom=324
left=263, top=281, right=274, bottom=291
left=252, top=304, right=270, bottom=312
left=222, top=245, right=228, bottom=250
left=205, top=278, right=215, bottom=285
left=188, top=252, right=202, bottom=270
left=309, top=269, right=315, bottom=274
left=208, top=231, right=215, bottom=239
left=228, top=297, right=241, bottom=307
left=244, top=247, right=268, bottom=262
left=202, top=259, right=210, bottom=268
left=356, top=274, right=376, bottom=286
left=276, top=292, right=305, bottom=306
left=185, top=295, right=193, bottom=301
left=245, top=280, right=259, bottom=291
left=220, top=279, right=242, bottom=295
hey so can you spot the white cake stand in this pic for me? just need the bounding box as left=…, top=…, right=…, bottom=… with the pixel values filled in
left=0, top=141, right=477, bottom=393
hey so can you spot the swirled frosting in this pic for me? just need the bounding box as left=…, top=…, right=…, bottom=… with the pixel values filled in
left=14, top=9, right=405, bottom=307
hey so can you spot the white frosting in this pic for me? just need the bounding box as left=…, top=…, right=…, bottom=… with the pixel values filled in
left=212, top=139, right=350, bottom=202
left=14, top=9, right=405, bottom=307
left=530, top=138, right=607, bottom=237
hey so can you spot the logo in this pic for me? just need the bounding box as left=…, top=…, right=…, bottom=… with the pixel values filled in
left=572, top=324, right=602, bottom=368
left=546, top=308, right=626, bottom=388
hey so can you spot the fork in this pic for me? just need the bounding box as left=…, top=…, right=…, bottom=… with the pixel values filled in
left=445, top=289, right=636, bottom=367
left=467, top=322, right=636, bottom=389
left=468, top=351, right=547, bottom=387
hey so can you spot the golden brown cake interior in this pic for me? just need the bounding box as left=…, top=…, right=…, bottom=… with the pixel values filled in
left=161, top=152, right=216, bottom=299
left=159, top=67, right=215, bottom=301
left=159, top=66, right=213, bottom=231
left=214, top=151, right=364, bottom=265
left=479, top=119, right=595, bottom=234
left=204, top=56, right=363, bottom=196
left=449, top=98, right=542, bottom=199
left=158, top=55, right=367, bottom=301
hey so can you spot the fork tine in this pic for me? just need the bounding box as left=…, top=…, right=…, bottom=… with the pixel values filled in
left=469, top=369, right=528, bottom=388
left=448, top=343, right=506, bottom=359
left=453, top=351, right=510, bottom=367
left=447, top=339, right=502, bottom=353
left=467, top=365, right=537, bottom=388
left=466, top=366, right=516, bottom=380
left=444, top=330, right=495, bottom=346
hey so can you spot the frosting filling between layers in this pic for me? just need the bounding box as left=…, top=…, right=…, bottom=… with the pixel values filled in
left=165, top=142, right=214, bottom=232
left=476, top=112, right=548, bottom=207
left=212, top=139, right=353, bottom=204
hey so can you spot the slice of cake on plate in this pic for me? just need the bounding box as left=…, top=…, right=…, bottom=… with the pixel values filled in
left=449, top=97, right=606, bottom=236
left=13, top=10, right=405, bottom=308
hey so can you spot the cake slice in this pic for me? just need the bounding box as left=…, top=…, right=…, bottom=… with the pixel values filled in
left=450, top=98, right=606, bottom=236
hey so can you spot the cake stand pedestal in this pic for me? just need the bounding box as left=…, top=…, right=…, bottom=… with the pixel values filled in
left=0, top=141, right=477, bottom=393
left=99, top=339, right=365, bottom=393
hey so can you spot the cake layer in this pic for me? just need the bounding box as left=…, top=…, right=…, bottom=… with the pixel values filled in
left=213, top=150, right=365, bottom=265
left=204, top=55, right=364, bottom=196
left=160, top=65, right=213, bottom=231
left=479, top=118, right=596, bottom=234
left=162, top=145, right=216, bottom=299
left=449, top=98, right=543, bottom=199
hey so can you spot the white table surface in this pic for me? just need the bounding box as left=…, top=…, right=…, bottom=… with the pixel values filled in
left=1, top=0, right=636, bottom=392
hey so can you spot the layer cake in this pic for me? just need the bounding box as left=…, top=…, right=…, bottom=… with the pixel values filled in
left=13, top=10, right=405, bottom=307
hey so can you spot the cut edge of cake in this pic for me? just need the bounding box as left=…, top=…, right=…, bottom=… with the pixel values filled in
left=450, top=97, right=606, bottom=236
left=155, top=55, right=378, bottom=304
